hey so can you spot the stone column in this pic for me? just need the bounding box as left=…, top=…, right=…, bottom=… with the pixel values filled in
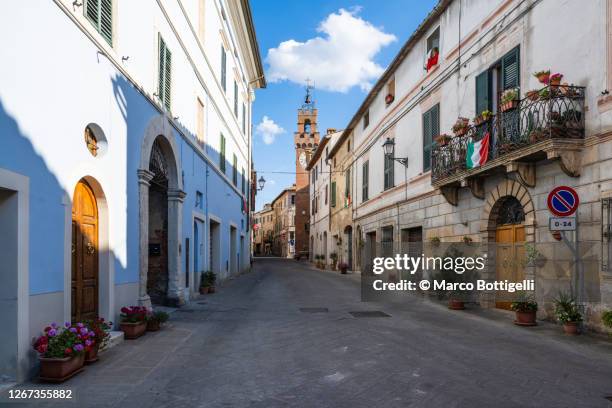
left=167, top=189, right=186, bottom=306
left=137, top=169, right=154, bottom=308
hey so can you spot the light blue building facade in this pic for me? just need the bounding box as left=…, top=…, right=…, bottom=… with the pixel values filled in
left=0, top=0, right=264, bottom=381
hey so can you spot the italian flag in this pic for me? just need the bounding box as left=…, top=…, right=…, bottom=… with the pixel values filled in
left=466, top=132, right=490, bottom=169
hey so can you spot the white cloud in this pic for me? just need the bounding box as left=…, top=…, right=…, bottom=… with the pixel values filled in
left=256, top=116, right=285, bottom=144
left=266, top=8, right=396, bottom=92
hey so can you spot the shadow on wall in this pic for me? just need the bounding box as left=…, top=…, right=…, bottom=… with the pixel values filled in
left=109, top=74, right=249, bottom=287
left=0, top=99, right=128, bottom=380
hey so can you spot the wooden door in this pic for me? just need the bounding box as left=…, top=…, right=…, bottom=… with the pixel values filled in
left=495, top=224, right=525, bottom=309
left=72, top=180, right=99, bottom=322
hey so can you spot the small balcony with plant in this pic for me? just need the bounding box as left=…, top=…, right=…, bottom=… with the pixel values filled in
left=431, top=71, right=585, bottom=205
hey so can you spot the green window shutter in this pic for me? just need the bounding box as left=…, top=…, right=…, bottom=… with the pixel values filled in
left=331, top=181, right=336, bottom=207
left=158, top=36, right=171, bottom=110
left=345, top=168, right=350, bottom=198
left=475, top=70, right=490, bottom=115
left=422, top=104, right=439, bottom=172
left=362, top=161, right=369, bottom=202
left=232, top=154, right=237, bottom=185
left=221, top=46, right=227, bottom=92
left=86, top=0, right=112, bottom=46
left=220, top=134, right=226, bottom=172
left=100, top=0, right=113, bottom=45
left=502, top=46, right=520, bottom=90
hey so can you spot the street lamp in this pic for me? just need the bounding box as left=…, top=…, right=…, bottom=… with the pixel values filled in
left=257, top=176, right=266, bottom=191
left=382, top=138, right=408, bottom=167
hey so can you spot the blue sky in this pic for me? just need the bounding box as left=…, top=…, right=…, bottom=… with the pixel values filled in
left=251, top=0, right=438, bottom=210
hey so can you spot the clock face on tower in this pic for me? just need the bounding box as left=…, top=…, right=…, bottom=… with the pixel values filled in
left=298, top=151, right=307, bottom=169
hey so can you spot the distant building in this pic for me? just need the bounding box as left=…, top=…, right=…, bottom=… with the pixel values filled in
left=253, top=204, right=274, bottom=255
left=271, top=186, right=296, bottom=258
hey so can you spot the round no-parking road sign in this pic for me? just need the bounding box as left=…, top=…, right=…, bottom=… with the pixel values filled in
left=547, top=186, right=579, bottom=217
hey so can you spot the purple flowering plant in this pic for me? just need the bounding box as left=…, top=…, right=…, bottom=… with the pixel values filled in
left=32, top=322, right=92, bottom=358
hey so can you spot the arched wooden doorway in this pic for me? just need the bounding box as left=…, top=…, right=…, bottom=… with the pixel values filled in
left=72, top=179, right=99, bottom=322
left=494, top=197, right=526, bottom=309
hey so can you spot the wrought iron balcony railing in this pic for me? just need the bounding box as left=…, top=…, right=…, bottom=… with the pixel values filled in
left=431, top=85, right=585, bottom=183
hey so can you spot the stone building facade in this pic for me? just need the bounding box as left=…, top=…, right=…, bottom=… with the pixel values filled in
left=337, top=0, right=612, bottom=330
left=271, top=186, right=296, bottom=258
left=253, top=203, right=274, bottom=255
left=307, top=129, right=342, bottom=266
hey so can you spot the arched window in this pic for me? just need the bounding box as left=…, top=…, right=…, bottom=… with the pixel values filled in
left=496, top=197, right=525, bottom=225
left=304, top=119, right=311, bottom=134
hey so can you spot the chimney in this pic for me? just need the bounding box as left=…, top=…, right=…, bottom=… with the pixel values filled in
left=326, top=128, right=336, bottom=135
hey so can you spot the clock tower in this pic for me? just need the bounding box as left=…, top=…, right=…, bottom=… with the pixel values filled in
left=294, top=83, right=319, bottom=257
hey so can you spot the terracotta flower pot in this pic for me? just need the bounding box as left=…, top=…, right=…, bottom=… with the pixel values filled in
left=536, top=73, right=550, bottom=84
left=85, top=343, right=100, bottom=364
left=563, top=322, right=579, bottom=335
left=549, top=77, right=561, bottom=87
left=501, top=100, right=518, bottom=112
left=514, top=311, right=537, bottom=326
left=120, top=321, right=146, bottom=339
left=146, top=320, right=161, bottom=332
left=39, top=353, right=85, bottom=382
left=199, top=286, right=209, bottom=294
left=208, top=286, right=216, bottom=294
left=448, top=299, right=465, bottom=310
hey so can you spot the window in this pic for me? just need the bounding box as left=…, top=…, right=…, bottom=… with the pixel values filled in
left=290, top=194, right=295, bottom=205
left=219, top=134, right=226, bottom=172
left=196, top=98, right=205, bottom=147
left=241, top=168, right=245, bottom=194
left=221, top=46, right=227, bottom=92
left=198, top=0, right=205, bottom=42
left=381, top=226, right=394, bottom=257
left=242, top=103, right=246, bottom=134
left=331, top=181, right=337, bottom=207
left=363, top=110, right=370, bottom=129
left=196, top=191, right=203, bottom=209
left=384, top=153, right=394, bottom=190
left=85, top=0, right=112, bottom=46
left=422, top=104, right=439, bottom=172
left=232, top=154, right=238, bottom=186
left=345, top=168, right=350, bottom=199
left=386, top=77, right=395, bottom=106
left=347, top=140, right=351, bottom=151
left=362, top=161, right=369, bottom=202
left=158, top=35, right=172, bottom=110
left=234, top=81, right=238, bottom=117
left=304, top=119, right=311, bottom=134
left=476, top=46, right=520, bottom=115
left=425, top=27, right=440, bottom=72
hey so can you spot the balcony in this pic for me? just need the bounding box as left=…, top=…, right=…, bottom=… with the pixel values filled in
left=431, top=86, right=585, bottom=204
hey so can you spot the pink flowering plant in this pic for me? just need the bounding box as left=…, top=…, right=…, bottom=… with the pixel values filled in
left=120, top=306, right=148, bottom=323
left=32, top=322, right=95, bottom=359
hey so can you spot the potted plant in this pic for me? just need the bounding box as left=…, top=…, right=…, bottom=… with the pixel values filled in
left=602, top=310, right=612, bottom=332
left=448, top=293, right=465, bottom=310
left=385, top=93, right=394, bottom=105
left=199, top=271, right=211, bottom=294
left=338, top=261, right=349, bottom=274
left=435, top=134, right=452, bottom=146
left=538, top=87, right=551, bottom=99
left=533, top=69, right=550, bottom=84
left=553, top=292, right=582, bottom=335
left=500, top=88, right=519, bottom=112
left=119, top=306, right=148, bottom=339
left=510, top=293, right=538, bottom=326
left=473, top=110, right=493, bottom=126
left=329, top=252, right=338, bottom=270
left=83, top=318, right=112, bottom=364
left=452, top=117, right=470, bottom=137
left=524, top=243, right=545, bottom=268
left=147, top=310, right=170, bottom=331
left=549, top=73, right=563, bottom=87
left=204, top=271, right=217, bottom=293
left=33, top=322, right=91, bottom=382
left=525, top=89, right=540, bottom=101
left=462, top=236, right=473, bottom=245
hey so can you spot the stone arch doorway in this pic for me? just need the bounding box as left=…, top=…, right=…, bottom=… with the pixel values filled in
left=138, top=116, right=185, bottom=307
left=71, top=179, right=99, bottom=322
left=480, top=179, right=535, bottom=309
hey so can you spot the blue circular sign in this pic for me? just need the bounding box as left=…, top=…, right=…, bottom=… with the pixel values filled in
left=547, top=186, right=579, bottom=217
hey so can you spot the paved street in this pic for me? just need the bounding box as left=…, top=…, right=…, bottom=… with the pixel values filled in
left=10, top=258, right=612, bottom=408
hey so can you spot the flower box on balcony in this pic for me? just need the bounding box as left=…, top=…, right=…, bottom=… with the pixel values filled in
left=451, top=117, right=470, bottom=137
left=501, top=100, right=519, bottom=112
left=435, top=134, right=452, bottom=146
